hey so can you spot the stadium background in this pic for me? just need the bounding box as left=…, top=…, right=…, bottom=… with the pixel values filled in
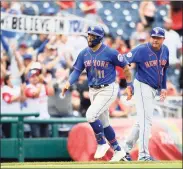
left=0, top=0, right=182, bottom=162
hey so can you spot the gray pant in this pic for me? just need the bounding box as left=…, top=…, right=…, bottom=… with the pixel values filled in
left=124, top=79, right=156, bottom=159
left=86, top=82, right=119, bottom=128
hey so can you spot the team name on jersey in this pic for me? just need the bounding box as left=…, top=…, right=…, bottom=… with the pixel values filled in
left=144, top=59, right=167, bottom=68
left=84, top=60, right=109, bottom=68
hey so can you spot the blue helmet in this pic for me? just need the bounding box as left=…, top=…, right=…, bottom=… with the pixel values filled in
left=150, top=27, right=165, bottom=38
left=87, top=26, right=104, bottom=47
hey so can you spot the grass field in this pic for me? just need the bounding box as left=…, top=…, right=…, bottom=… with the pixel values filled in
left=1, top=161, right=182, bottom=168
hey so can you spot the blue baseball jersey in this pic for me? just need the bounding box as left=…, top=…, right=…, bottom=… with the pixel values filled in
left=124, top=42, right=169, bottom=89
left=73, top=43, right=129, bottom=86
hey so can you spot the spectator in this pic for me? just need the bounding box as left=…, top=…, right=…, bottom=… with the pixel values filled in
left=113, top=36, right=130, bottom=89
left=38, top=44, right=60, bottom=78
left=166, top=80, right=178, bottom=96
left=0, top=52, right=8, bottom=84
left=1, top=2, right=23, bottom=47
left=74, top=72, right=90, bottom=117
left=79, top=1, right=103, bottom=22
left=130, top=22, right=149, bottom=49
left=179, top=66, right=183, bottom=90
left=33, top=34, right=48, bottom=50
left=163, top=17, right=182, bottom=89
left=23, top=69, right=54, bottom=137
left=71, top=90, right=82, bottom=117
left=55, top=34, right=75, bottom=69
left=41, top=7, right=56, bottom=16
left=56, top=0, right=75, bottom=14
left=113, top=36, right=129, bottom=54
left=18, top=42, right=29, bottom=56
left=155, top=0, right=170, bottom=6
left=168, top=1, right=183, bottom=36
left=1, top=1, right=10, bottom=12
left=109, top=93, right=130, bottom=118
left=48, top=67, right=74, bottom=118
left=104, top=34, right=114, bottom=48
left=139, top=0, right=156, bottom=29
left=1, top=74, right=24, bottom=137
left=67, top=35, right=88, bottom=63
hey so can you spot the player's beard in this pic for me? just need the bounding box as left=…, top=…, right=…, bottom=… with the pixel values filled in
left=88, top=40, right=96, bottom=48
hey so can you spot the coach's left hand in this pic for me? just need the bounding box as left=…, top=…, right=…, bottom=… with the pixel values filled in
left=125, top=82, right=134, bottom=100
left=160, top=89, right=167, bottom=102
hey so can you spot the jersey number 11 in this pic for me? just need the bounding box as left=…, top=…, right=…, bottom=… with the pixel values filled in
left=97, top=70, right=105, bottom=78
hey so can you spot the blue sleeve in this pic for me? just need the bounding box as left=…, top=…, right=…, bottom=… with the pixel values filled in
left=0, top=34, right=9, bottom=52
left=111, top=50, right=129, bottom=68
left=36, top=39, right=49, bottom=54
left=124, top=45, right=142, bottom=63
left=73, top=51, right=85, bottom=72
left=69, top=69, right=81, bottom=85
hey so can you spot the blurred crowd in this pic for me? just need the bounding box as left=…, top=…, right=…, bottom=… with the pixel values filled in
left=1, top=1, right=182, bottom=138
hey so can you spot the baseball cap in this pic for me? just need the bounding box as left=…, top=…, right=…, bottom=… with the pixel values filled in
left=23, top=54, right=32, bottom=60
left=46, top=44, right=57, bottom=50
left=150, top=27, right=165, bottom=38
left=27, top=69, right=39, bottom=79
left=19, top=42, right=28, bottom=48
left=30, top=62, right=42, bottom=70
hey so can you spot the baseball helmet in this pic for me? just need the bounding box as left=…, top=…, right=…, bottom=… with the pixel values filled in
left=150, top=27, right=165, bottom=38
left=87, top=26, right=104, bottom=47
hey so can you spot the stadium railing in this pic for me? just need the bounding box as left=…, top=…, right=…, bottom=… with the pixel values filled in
left=0, top=112, right=87, bottom=162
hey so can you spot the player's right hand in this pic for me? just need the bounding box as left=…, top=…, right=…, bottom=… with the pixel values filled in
left=61, top=81, right=71, bottom=97
left=125, top=86, right=133, bottom=100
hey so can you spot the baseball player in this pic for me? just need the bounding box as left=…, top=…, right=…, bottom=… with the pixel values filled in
left=62, top=26, right=134, bottom=161
left=123, top=27, right=169, bottom=161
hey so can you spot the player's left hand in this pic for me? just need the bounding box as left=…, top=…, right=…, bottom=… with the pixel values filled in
left=125, top=82, right=134, bottom=100
left=160, top=89, right=167, bottom=102
left=61, top=81, right=71, bottom=97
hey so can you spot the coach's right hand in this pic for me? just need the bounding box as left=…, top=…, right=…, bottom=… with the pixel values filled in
left=61, top=81, right=71, bottom=97
left=125, top=82, right=134, bottom=100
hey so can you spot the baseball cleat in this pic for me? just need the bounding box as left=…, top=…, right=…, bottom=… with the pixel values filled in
left=120, top=152, right=132, bottom=161
left=124, top=152, right=132, bottom=161
left=139, top=156, right=156, bottom=161
left=94, top=143, right=110, bottom=159
left=109, top=148, right=127, bottom=162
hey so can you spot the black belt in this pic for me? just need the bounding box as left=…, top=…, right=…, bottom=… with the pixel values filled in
left=90, top=84, right=109, bottom=89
